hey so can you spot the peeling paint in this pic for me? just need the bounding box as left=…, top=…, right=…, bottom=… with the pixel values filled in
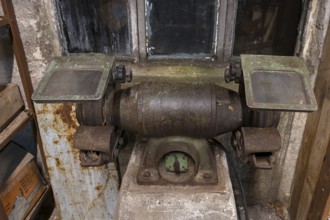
left=35, top=103, right=118, bottom=219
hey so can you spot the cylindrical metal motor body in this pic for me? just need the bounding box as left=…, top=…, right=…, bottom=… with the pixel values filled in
left=111, top=82, right=242, bottom=137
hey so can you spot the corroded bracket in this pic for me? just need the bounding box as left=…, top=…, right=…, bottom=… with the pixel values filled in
left=232, top=127, right=281, bottom=169
left=74, top=125, right=115, bottom=166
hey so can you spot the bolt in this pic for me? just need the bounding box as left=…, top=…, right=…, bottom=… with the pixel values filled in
left=113, top=65, right=132, bottom=83
left=224, top=65, right=242, bottom=84
left=232, top=136, right=238, bottom=148
left=142, top=170, right=151, bottom=179
left=232, top=130, right=242, bottom=150
left=203, top=173, right=212, bottom=180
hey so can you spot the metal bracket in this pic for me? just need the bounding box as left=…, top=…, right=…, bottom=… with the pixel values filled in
left=232, top=127, right=281, bottom=169
left=74, top=125, right=115, bottom=166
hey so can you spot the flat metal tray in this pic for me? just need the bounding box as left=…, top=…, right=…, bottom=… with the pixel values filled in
left=241, top=55, right=317, bottom=111
left=32, top=54, right=114, bottom=103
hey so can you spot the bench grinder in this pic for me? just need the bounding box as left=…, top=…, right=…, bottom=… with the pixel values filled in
left=32, top=53, right=317, bottom=219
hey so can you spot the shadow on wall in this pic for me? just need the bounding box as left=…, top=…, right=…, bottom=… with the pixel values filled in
left=0, top=28, right=14, bottom=84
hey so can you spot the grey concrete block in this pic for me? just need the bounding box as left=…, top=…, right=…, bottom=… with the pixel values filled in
left=116, top=143, right=237, bottom=220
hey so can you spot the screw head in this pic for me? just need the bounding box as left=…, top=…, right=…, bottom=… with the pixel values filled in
left=142, top=170, right=151, bottom=179
left=202, top=172, right=212, bottom=180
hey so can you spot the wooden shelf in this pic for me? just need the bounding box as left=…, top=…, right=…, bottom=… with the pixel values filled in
left=25, top=184, right=51, bottom=220
left=0, top=16, right=9, bottom=27
left=1, top=1, right=52, bottom=219
left=0, top=110, right=33, bottom=151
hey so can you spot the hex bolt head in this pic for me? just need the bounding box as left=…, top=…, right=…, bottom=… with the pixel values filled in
left=113, top=65, right=133, bottom=83
left=142, top=170, right=151, bottom=179
left=113, top=65, right=126, bottom=83
left=125, top=69, right=132, bottom=82
left=203, top=172, right=212, bottom=180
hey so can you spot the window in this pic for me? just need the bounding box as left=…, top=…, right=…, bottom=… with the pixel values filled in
left=233, top=0, right=302, bottom=55
left=56, top=0, right=131, bottom=56
left=136, top=0, right=237, bottom=61
left=55, top=0, right=301, bottom=61
left=145, top=0, right=216, bottom=59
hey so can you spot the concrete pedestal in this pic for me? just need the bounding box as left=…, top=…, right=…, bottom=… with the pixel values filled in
left=115, top=143, right=237, bottom=220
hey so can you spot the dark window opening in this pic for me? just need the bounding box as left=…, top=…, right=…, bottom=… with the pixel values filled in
left=56, top=0, right=131, bottom=55
left=146, top=0, right=216, bottom=58
left=233, top=0, right=302, bottom=56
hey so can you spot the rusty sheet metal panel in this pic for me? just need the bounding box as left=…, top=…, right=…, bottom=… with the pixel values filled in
left=34, top=103, right=118, bottom=219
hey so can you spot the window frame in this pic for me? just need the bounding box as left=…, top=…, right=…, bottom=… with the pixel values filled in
left=56, top=0, right=237, bottom=63
left=132, top=0, right=237, bottom=62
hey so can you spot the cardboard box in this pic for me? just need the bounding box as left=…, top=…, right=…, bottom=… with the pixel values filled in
left=0, top=142, right=46, bottom=220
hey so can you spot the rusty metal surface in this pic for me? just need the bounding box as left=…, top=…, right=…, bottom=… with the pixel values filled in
left=241, top=54, right=317, bottom=111
left=76, top=100, right=105, bottom=126
left=115, top=82, right=242, bottom=137
left=35, top=103, right=118, bottom=219
left=74, top=125, right=115, bottom=166
left=74, top=125, right=114, bottom=154
left=32, top=54, right=115, bottom=103
left=238, top=83, right=281, bottom=128
left=76, top=85, right=118, bottom=126
left=249, top=110, right=281, bottom=128
left=136, top=137, right=217, bottom=185
left=232, top=127, right=281, bottom=169
left=79, top=151, right=112, bottom=167
left=240, top=127, right=281, bottom=155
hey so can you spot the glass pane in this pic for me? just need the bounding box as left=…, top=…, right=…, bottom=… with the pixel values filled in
left=146, top=0, right=216, bottom=58
left=56, top=0, right=131, bottom=55
left=233, top=0, right=302, bottom=56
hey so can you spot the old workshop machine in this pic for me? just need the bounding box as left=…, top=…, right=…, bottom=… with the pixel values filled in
left=32, top=54, right=316, bottom=219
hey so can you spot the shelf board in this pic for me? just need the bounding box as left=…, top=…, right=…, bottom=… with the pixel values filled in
left=0, top=110, right=33, bottom=151
left=0, top=16, right=9, bottom=27
left=25, top=184, right=52, bottom=220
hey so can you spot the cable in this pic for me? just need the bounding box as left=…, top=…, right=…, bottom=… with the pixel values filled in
left=210, top=138, right=250, bottom=220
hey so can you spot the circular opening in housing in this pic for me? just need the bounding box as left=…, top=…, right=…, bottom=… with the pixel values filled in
left=158, top=151, right=196, bottom=184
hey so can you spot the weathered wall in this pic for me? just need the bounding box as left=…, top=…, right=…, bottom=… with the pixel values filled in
left=10, top=0, right=62, bottom=88
left=0, top=0, right=62, bottom=104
